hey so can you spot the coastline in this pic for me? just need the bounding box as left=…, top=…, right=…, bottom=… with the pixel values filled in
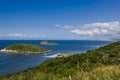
left=0, top=40, right=110, bottom=76
left=0, top=41, right=120, bottom=79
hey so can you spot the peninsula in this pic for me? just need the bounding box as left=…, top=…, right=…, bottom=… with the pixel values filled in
left=40, top=41, right=57, bottom=45
left=0, top=44, right=50, bottom=54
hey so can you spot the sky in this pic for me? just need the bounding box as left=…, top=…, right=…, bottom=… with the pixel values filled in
left=0, top=0, right=120, bottom=40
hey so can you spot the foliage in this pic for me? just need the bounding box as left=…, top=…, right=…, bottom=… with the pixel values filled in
left=40, top=41, right=57, bottom=45
left=6, top=44, right=49, bottom=53
left=38, top=41, right=120, bottom=76
left=0, top=65, right=120, bottom=80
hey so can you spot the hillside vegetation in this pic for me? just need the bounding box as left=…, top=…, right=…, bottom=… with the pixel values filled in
left=0, top=41, right=120, bottom=80
left=39, top=41, right=120, bottom=76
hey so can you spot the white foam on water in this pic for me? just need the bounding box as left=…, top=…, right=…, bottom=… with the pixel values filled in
left=44, top=54, right=58, bottom=58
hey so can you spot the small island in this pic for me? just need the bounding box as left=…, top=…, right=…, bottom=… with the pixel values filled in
left=0, top=44, right=50, bottom=54
left=40, top=41, right=57, bottom=45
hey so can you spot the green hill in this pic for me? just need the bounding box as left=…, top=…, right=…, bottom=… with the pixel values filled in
left=40, top=41, right=57, bottom=45
left=1, top=44, right=50, bottom=54
left=0, top=41, right=120, bottom=80
left=39, top=41, right=120, bottom=76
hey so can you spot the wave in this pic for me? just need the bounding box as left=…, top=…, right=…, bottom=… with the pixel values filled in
left=44, top=54, right=58, bottom=58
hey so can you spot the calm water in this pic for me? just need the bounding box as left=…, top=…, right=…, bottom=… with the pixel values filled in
left=0, top=40, right=111, bottom=75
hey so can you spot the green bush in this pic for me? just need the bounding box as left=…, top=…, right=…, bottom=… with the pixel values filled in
left=6, top=44, right=49, bottom=53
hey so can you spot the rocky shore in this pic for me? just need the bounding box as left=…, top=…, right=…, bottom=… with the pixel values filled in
left=57, top=53, right=73, bottom=57
left=0, top=48, right=18, bottom=53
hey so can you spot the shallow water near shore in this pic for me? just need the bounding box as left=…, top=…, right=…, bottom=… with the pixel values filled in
left=0, top=40, right=111, bottom=75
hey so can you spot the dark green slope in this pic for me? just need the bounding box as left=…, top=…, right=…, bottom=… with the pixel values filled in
left=39, top=41, right=120, bottom=76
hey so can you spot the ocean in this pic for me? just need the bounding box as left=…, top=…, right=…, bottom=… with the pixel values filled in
left=0, top=40, right=111, bottom=75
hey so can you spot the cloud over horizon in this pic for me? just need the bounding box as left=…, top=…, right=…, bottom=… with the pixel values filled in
left=0, top=21, right=120, bottom=40
left=54, top=21, right=120, bottom=40
left=72, top=21, right=120, bottom=40
left=54, top=24, right=75, bottom=29
left=0, top=33, right=45, bottom=39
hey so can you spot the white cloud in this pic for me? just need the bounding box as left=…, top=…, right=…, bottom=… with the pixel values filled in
left=54, top=24, right=75, bottom=29
left=83, top=21, right=119, bottom=28
left=71, top=29, right=94, bottom=36
left=41, top=35, right=45, bottom=38
left=7, top=33, right=27, bottom=37
left=0, top=33, right=45, bottom=39
left=54, top=24, right=61, bottom=27
left=63, top=25, right=74, bottom=29
left=71, top=21, right=120, bottom=40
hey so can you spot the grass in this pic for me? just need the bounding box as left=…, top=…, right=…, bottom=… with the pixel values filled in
left=0, top=65, right=120, bottom=80
left=72, top=65, right=120, bottom=80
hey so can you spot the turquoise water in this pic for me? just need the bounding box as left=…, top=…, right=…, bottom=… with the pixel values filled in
left=0, top=40, right=111, bottom=75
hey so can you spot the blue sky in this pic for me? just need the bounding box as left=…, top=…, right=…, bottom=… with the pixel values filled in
left=0, top=0, right=120, bottom=40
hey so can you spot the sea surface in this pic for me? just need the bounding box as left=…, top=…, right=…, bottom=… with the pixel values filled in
left=0, top=40, right=111, bottom=75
